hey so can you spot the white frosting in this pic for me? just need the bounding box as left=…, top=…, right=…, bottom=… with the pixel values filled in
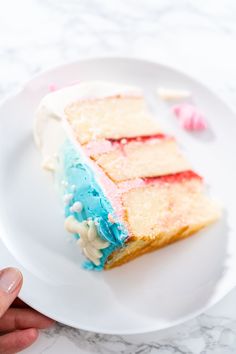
left=63, top=193, right=73, bottom=205
left=70, top=201, right=83, bottom=213
left=157, top=87, right=191, bottom=101
left=41, top=155, right=58, bottom=171
left=61, top=180, right=69, bottom=187
left=34, top=81, right=142, bottom=171
left=64, top=215, right=109, bottom=265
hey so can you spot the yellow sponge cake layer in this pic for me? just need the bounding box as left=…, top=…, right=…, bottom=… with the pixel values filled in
left=92, top=137, right=191, bottom=182
left=65, top=96, right=162, bottom=144
left=105, top=174, right=220, bottom=269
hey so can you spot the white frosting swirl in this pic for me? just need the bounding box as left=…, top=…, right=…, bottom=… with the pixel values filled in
left=64, top=215, right=110, bottom=266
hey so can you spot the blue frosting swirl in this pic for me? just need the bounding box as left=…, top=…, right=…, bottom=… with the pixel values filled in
left=58, top=140, right=128, bottom=270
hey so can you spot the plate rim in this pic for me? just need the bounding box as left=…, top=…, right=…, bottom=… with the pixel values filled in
left=2, top=55, right=236, bottom=117
left=0, top=56, right=235, bottom=334
left=0, top=239, right=235, bottom=335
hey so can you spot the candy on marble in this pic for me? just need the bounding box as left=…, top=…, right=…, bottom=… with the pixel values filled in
left=172, top=103, right=207, bottom=131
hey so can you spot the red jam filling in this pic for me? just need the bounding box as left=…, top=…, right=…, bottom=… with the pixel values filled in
left=143, top=171, right=202, bottom=185
left=108, top=133, right=169, bottom=145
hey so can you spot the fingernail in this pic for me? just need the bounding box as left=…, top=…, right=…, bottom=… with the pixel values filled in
left=0, top=268, right=22, bottom=294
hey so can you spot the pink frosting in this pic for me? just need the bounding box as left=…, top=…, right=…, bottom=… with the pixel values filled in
left=172, top=103, right=207, bottom=131
left=87, top=156, right=124, bottom=219
left=84, top=156, right=146, bottom=220
left=85, top=134, right=171, bottom=158
left=117, top=179, right=145, bottom=194
left=85, top=140, right=115, bottom=156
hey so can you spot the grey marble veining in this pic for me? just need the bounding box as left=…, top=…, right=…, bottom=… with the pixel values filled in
left=25, top=302, right=236, bottom=354
left=38, top=313, right=236, bottom=354
left=1, top=0, right=236, bottom=353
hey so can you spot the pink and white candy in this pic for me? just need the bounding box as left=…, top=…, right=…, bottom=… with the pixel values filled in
left=172, top=103, right=207, bottom=131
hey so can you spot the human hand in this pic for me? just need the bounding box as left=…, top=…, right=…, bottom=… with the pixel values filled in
left=0, top=267, right=54, bottom=354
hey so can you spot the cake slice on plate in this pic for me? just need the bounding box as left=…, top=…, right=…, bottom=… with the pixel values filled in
left=34, top=81, right=220, bottom=270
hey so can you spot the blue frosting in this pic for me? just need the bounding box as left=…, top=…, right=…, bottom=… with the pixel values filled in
left=58, top=140, right=128, bottom=270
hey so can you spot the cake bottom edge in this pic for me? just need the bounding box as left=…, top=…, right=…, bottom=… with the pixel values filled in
left=104, top=215, right=219, bottom=270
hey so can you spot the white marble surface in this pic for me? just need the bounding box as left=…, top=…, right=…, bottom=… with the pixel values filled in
left=1, top=0, right=236, bottom=353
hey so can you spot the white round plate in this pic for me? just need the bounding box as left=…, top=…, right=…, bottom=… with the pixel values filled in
left=0, top=57, right=235, bottom=335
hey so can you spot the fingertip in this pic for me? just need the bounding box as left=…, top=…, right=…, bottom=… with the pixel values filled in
left=0, top=267, right=23, bottom=295
left=27, top=328, right=39, bottom=341
left=18, top=328, right=39, bottom=350
left=0, top=328, right=39, bottom=353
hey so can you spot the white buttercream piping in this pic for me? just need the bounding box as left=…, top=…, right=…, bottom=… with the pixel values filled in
left=70, top=201, right=83, bottom=213
left=64, top=215, right=109, bottom=265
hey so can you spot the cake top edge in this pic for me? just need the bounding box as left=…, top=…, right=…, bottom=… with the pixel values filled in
left=34, top=81, right=143, bottom=148
left=38, top=80, right=142, bottom=117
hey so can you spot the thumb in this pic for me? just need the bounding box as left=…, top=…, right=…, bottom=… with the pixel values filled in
left=0, top=268, right=23, bottom=318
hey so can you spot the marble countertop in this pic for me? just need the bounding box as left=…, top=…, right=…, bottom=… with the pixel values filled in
left=1, top=0, right=236, bottom=353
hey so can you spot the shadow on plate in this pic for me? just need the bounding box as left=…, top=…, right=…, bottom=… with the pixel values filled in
left=103, top=214, right=229, bottom=322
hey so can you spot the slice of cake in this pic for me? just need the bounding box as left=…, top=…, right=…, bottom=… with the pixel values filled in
left=34, top=81, right=220, bottom=270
